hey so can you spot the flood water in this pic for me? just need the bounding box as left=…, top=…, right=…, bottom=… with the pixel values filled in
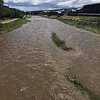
left=0, top=16, right=100, bottom=99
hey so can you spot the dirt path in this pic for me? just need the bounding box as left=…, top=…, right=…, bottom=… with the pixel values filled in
left=0, top=16, right=99, bottom=100
left=0, top=18, right=18, bottom=24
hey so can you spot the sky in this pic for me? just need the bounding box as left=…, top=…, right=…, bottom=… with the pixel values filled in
left=4, top=0, right=100, bottom=11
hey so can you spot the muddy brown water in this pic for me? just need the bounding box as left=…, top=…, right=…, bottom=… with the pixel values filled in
left=0, top=16, right=99, bottom=100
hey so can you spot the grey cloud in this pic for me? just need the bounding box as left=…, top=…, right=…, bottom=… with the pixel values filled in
left=4, top=0, right=100, bottom=11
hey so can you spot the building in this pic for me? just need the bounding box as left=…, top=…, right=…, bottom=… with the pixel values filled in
left=78, top=3, right=100, bottom=16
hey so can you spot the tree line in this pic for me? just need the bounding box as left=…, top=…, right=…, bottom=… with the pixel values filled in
left=0, top=0, right=25, bottom=19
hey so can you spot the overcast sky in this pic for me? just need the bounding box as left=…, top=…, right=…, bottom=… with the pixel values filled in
left=4, top=0, right=100, bottom=11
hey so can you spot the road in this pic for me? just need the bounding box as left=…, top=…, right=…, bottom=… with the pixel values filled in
left=0, top=16, right=100, bottom=100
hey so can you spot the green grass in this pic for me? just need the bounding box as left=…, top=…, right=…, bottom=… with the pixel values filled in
left=49, top=15, right=58, bottom=19
left=51, top=32, right=72, bottom=51
left=65, top=74, right=100, bottom=100
left=61, top=16, right=100, bottom=21
left=58, top=16, right=100, bottom=34
left=41, top=15, right=58, bottom=19
left=0, top=18, right=30, bottom=35
left=24, top=15, right=32, bottom=18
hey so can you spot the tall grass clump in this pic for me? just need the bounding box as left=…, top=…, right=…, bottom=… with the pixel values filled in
left=65, top=74, right=100, bottom=100
left=51, top=31, right=72, bottom=51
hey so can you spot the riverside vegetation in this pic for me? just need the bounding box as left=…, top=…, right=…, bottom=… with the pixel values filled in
left=58, top=16, right=100, bottom=35
left=0, top=18, right=30, bottom=35
left=0, top=0, right=29, bottom=35
left=64, top=74, right=100, bottom=100
left=51, top=31, right=72, bottom=51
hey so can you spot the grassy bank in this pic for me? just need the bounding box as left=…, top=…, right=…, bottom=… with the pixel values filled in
left=58, top=16, right=100, bottom=34
left=61, top=16, right=100, bottom=21
left=0, top=18, right=30, bottom=35
left=58, top=18, right=100, bottom=35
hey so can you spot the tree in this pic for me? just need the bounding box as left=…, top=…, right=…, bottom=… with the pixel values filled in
left=0, top=0, right=25, bottom=19
left=0, top=0, right=4, bottom=6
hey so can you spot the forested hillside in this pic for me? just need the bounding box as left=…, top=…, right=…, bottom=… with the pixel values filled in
left=0, top=0, right=25, bottom=19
